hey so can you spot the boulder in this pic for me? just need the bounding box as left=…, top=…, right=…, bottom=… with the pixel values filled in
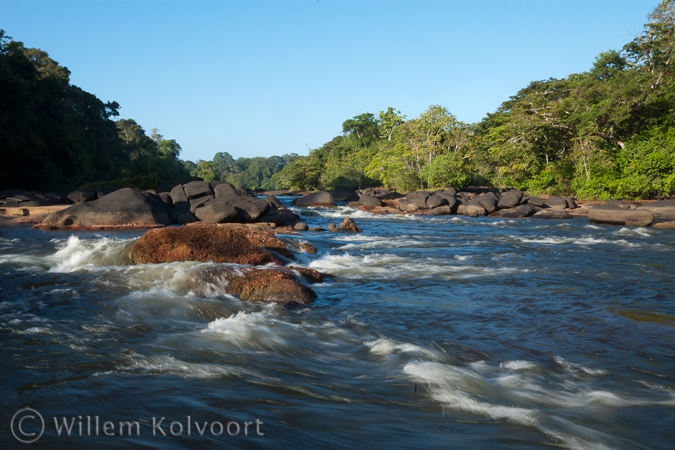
left=333, top=216, right=362, bottom=232
left=358, top=195, right=383, bottom=207
left=526, top=197, right=545, bottom=207
left=158, top=192, right=173, bottom=207
left=183, top=181, right=213, bottom=199
left=425, top=205, right=452, bottom=216
left=263, top=195, right=283, bottom=209
left=194, top=199, right=241, bottom=223
left=443, top=187, right=457, bottom=196
left=170, top=184, right=190, bottom=214
left=497, top=190, right=523, bottom=209
left=294, top=222, right=309, bottom=231
left=292, top=192, right=336, bottom=207
left=638, top=199, right=675, bottom=220
left=214, top=182, right=256, bottom=202
left=225, top=268, right=316, bottom=305
left=259, top=208, right=301, bottom=226
left=406, top=192, right=430, bottom=208
left=532, top=209, right=573, bottom=219
left=425, top=194, right=448, bottom=209
left=331, top=186, right=359, bottom=202
left=544, top=196, right=568, bottom=210
left=564, top=197, right=578, bottom=209
left=189, top=195, right=214, bottom=213
left=39, top=188, right=171, bottom=229
left=234, top=199, right=271, bottom=222
left=475, top=193, right=499, bottom=213
left=489, top=204, right=534, bottom=218
left=588, top=206, right=655, bottom=227
left=129, top=226, right=290, bottom=265
left=464, top=200, right=487, bottom=216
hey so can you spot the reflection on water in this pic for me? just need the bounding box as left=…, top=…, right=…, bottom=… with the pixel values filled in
left=1, top=208, right=674, bottom=449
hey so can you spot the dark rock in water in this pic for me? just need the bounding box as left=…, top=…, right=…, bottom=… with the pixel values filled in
left=288, top=266, right=326, bottom=284
left=328, top=223, right=337, bottom=231
left=40, top=188, right=171, bottom=229
left=293, top=192, right=336, bottom=207
left=170, top=184, right=190, bottom=215
left=95, top=186, right=118, bottom=199
left=129, top=226, right=288, bottom=265
left=189, top=195, right=214, bottom=213
left=358, top=195, right=383, bottom=207
left=259, top=208, right=301, bottom=226
left=425, top=205, right=452, bottom=216
left=225, top=268, right=316, bottom=305
left=67, top=190, right=95, bottom=204
left=263, top=195, right=283, bottom=209
left=532, top=209, right=573, bottom=219
left=184, top=181, right=212, bottom=199
left=526, top=197, right=545, bottom=207
left=489, top=204, right=534, bottom=218
left=498, top=190, right=523, bottom=209
left=426, top=194, right=448, bottom=209
left=545, top=196, right=568, bottom=210
left=464, top=200, right=487, bottom=216
left=564, top=197, right=578, bottom=209
left=588, top=205, right=654, bottom=227
left=331, top=186, right=359, bottom=202
left=638, top=199, right=675, bottom=220
left=194, top=199, right=241, bottom=223
left=476, top=193, right=499, bottom=213
left=294, top=222, right=309, bottom=231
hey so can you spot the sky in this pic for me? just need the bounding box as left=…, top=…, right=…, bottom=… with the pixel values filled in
left=2, top=0, right=658, bottom=163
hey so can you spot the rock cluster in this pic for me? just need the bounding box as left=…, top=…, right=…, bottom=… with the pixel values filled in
left=0, top=189, right=71, bottom=207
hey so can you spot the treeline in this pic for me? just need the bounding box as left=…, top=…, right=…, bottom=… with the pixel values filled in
left=0, top=30, right=188, bottom=191
left=268, top=1, right=675, bottom=199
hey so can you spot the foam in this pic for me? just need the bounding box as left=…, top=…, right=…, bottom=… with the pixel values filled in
left=365, top=338, right=439, bottom=358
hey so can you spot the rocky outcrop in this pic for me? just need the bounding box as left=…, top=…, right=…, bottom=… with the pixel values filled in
left=637, top=199, right=675, bottom=220
left=544, top=196, right=569, bottom=210
left=532, top=209, right=573, bottom=219
left=489, top=204, right=534, bottom=218
left=358, top=195, right=383, bottom=207
left=588, top=205, right=655, bottom=227
left=497, top=190, right=523, bottom=209
left=37, top=188, right=172, bottom=230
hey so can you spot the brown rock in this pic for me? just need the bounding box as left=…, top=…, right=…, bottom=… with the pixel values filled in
left=129, top=225, right=295, bottom=265
left=226, top=269, right=316, bottom=305
left=588, top=206, right=654, bottom=227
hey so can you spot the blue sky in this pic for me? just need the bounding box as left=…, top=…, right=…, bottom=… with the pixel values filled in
left=2, top=0, right=657, bottom=163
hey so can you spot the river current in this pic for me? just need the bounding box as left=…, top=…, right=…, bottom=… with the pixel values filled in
left=1, top=202, right=674, bottom=449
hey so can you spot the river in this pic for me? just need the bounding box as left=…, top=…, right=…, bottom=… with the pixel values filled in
left=1, top=202, right=674, bottom=449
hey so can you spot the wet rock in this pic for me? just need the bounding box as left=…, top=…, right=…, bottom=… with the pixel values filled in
left=39, top=188, right=171, bottom=229
left=497, top=190, right=523, bottom=209
left=294, top=222, right=309, bottom=231
left=331, top=186, right=359, bottom=202
left=476, top=193, right=499, bottom=213
left=259, top=208, right=301, bottom=226
left=588, top=206, right=655, bottom=227
left=653, top=221, right=675, bottom=229
left=292, top=192, right=336, bottom=207
left=129, top=226, right=290, bottom=265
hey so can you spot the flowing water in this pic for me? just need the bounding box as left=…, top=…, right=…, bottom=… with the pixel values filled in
left=1, top=202, right=674, bottom=449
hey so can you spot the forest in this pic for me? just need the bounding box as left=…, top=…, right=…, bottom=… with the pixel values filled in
left=1, top=0, right=674, bottom=199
